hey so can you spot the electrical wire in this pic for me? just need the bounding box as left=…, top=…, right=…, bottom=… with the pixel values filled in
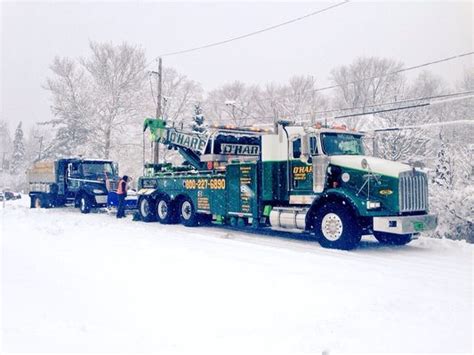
left=138, top=1, right=350, bottom=75
left=149, top=73, right=157, bottom=105
left=209, top=90, right=474, bottom=124
left=156, top=1, right=350, bottom=58
left=205, top=51, right=474, bottom=107
left=370, top=119, right=474, bottom=132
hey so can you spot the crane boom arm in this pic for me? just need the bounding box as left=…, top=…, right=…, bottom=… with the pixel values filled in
left=143, top=118, right=208, bottom=169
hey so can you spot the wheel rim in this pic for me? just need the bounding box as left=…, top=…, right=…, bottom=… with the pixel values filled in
left=157, top=200, right=168, bottom=219
left=181, top=200, right=192, bottom=220
left=321, top=213, right=343, bottom=241
left=140, top=198, right=150, bottom=216
left=80, top=198, right=86, bottom=210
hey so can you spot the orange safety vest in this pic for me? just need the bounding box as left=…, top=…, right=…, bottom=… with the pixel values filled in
left=117, top=179, right=126, bottom=195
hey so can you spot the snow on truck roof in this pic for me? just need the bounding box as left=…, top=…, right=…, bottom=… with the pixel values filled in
left=58, top=158, right=114, bottom=163
left=209, top=123, right=364, bottom=136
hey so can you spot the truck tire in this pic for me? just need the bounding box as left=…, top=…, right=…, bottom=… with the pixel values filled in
left=32, top=196, right=41, bottom=208
left=79, top=195, right=91, bottom=214
left=374, top=232, right=413, bottom=245
left=314, top=201, right=362, bottom=250
left=179, top=198, right=199, bottom=227
left=156, top=196, right=177, bottom=224
left=138, top=196, right=156, bottom=222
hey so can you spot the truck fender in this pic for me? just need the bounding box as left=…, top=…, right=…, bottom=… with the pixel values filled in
left=173, top=193, right=190, bottom=206
left=305, top=190, right=360, bottom=231
left=75, top=189, right=93, bottom=206
left=137, top=188, right=157, bottom=197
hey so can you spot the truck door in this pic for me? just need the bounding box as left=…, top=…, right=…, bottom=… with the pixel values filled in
left=67, top=162, right=81, bottom=195
left=289, top=136, right=313, bottom=194
left=56, top=160, right=67, bottom=195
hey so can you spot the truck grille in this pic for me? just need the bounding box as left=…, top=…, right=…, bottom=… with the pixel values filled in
left=399, top=171, right=428, bottom=213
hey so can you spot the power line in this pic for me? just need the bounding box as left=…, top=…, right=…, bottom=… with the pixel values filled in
left=156, top=1, right=350, bottom=58
left=148, top=72, right=157, bottom=106
left=306, top=90, right=474, bottom=119
left=206, top=51, right=474, bottom=107
left=210, top=90, right=474, bottom=123
left=371, top=119, right=474, bottom=132
left=137, top=2, right=350, bottom=95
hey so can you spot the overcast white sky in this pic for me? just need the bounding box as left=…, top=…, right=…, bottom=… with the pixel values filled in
left=0, top=1, right=472, bottom=130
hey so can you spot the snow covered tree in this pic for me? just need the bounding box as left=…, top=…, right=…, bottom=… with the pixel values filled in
left=10, top=122, right=26, bottom=175
left=204, top=81, right=261, bottom=126
left=43, top=57, right=92, bottom=157
left=374, top=71, right=448, bottom=162
left=433, top=141, right=453, bottom=188
left=159, top=67, right=203, bottom=125
left=259, top=75, right=328, bottom=124
left=191, top=104, right=206, bottom=133
left=0, top=120, right=12, bottom=172
left=44, top=41, right=148, bottom=159
left=330, top=57, right=405, bottom=130
left=81, top=41, right=148, bottom=159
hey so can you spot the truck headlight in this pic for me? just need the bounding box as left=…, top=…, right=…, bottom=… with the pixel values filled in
left=93, top=189, right=104, bottom=194
left=367, top=201, right=381, bottom=209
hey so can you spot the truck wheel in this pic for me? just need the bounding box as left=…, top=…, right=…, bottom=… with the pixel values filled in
left=179, top=198, right=199, bottom=227
left=32, top=196, right=41, bottom=208
left=156, top=196, right=177, bottom=224
left=138, top=196, right=156, bottom=222
left=314, top=201, right=362, bottom=250
left=79, top=195, right=91, bottom=214
left=374, top=232, right=413, bottom=245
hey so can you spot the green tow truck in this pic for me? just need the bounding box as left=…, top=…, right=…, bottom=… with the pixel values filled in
left=136, top=119, right=437, bottom=250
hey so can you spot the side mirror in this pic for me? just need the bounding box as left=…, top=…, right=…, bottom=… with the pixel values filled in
left=300, top=134, right=310, bottom=163
left=278, top=124, right=284, bottom=143
left=113, top=162, right=119, bottom=176
left=313, top=155, right=330, bottom=193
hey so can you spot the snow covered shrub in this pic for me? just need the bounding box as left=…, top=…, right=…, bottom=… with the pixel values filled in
left=427, top=142, right=473, bottom=242
left=428, top=183, right=474, bottom=242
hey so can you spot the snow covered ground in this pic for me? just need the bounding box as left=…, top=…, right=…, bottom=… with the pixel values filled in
left=1, top=197, right=472, bottom=353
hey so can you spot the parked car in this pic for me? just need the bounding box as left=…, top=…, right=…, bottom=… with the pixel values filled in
left=4, top=191, right=15, bottom=200
left=2, top=191, right=21, bottom=200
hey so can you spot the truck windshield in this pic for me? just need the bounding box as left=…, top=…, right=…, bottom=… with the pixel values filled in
left=82, top=162, right=115, bottom=178
left=321, top=133, right=365, bottom=156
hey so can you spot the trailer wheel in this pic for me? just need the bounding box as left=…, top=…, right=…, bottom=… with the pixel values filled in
left=179, top=198, right=198, bottom=227
left=374, top=232, right=413, bottom=245
left=314, top=201, right=362, bottom=250
left=156, top=196, right=177, bottom=224
left=79, top=195, right=91, bottom=214
left=138, top=196, right=156, bottom=222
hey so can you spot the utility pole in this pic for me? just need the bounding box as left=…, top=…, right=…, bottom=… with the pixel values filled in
left=151, top=57, right=163, bottom=164
left=34, top=135, right=43, bottom=161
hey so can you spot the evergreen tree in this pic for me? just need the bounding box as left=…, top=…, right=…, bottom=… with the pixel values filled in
left=0, top=120, right=12, bottom=172
left=191, top=104, right=206, bottom=133
left=433, top=141, right=453, bottom=188
left=10, top=122, right=26, bottom=175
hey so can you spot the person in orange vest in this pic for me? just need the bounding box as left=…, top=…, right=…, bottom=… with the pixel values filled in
left=116, top=175, right=129, bottom=218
